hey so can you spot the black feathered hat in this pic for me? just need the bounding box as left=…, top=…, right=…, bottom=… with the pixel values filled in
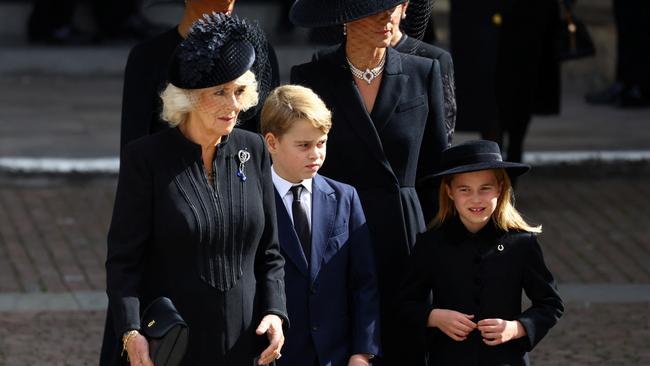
left=290, top=0, right=408, bottom=28
left=430, top=140, right=530, bottom=178
left=168, top=13, right=272, bottom=121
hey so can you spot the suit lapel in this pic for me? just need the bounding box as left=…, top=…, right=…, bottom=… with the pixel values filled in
left=273, top=189, right=309, bottom=277
left=371, top=48, right=408, bottom=133
left=309, top=175, right=336, bottom=283
left=327, top=45, right=399, bottom=180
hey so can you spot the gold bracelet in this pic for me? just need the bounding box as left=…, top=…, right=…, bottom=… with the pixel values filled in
left=121, top=330, right=139, bottom=357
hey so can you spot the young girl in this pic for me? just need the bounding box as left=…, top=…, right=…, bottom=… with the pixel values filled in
left=399, top=140, right=563, bottom=366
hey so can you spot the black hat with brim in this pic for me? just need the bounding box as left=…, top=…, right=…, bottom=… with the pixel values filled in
left=425, top=140, right=530, bottom=180
left=290, top=0, right=408, bottom=28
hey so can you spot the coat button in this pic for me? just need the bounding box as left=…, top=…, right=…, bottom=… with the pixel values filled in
left=492, top=13, right=502, bottom=26
left=474, top=277, right=482, bottom=286
left=311, top=325, right=319, bottom=332
left=310, top=285, right=317, bottom=294
left=474, top=255, right=481, bottom=264
left=474, top=297, right=481, bottom=305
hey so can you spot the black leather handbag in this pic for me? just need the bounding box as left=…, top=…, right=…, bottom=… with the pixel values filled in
left=557, top=0, right=595, bottom=61
left=140, top=297, right=189, bottom=366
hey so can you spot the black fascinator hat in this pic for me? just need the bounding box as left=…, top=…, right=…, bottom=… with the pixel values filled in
left=290, top=0, right=408, bottom=28
left=168, top=13, right=272, bottom=120
left=430, top=140, right=530, bottom=178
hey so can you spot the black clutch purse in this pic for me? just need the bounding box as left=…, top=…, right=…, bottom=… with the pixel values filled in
left=557, top=0, right=595, bottom=61
left=140, top=297, right=189, bottom=366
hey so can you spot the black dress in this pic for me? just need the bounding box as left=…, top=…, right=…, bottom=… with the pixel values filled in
left=399, top=216, right=564, bottom=366
left=291, top=45, right=448, bottom=365
left=119, top=26, right=280, bottom=149
left=106, top=127, right=288, bottom=365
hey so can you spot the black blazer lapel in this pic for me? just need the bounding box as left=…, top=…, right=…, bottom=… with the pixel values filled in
left=309, top=175, right=336, bottom=283
left=371, top=48, right=409, bottom=133
left=328, top=46, right=393, bottom=173
left=273, top=189, right=309, bottom=277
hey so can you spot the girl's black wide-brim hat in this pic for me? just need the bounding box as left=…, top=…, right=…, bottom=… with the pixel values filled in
left=290, top=0, right=408, bottom=28
left=429, top=140, right=530, bottom=178
left=168, top=13, right=271, bottom=121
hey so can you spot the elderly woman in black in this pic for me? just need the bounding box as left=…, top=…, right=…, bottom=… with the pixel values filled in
left=106, top=14, right=287, bottom=365
left=289, top=1, right=448, bottom=364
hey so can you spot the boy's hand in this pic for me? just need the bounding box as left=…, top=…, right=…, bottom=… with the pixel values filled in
left=427, top=309, right=476, bottom=341
left=347, top=353, right=371, bottom=366
left=477, top=319, right=526, bottom=346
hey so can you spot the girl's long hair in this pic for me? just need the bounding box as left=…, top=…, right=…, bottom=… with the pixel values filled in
left=430, top=168, right=541, bottom=233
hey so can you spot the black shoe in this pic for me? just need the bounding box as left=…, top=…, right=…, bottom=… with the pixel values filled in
left=28, top=25, right=95, bottom=46
left=585, top=82, right=625, bottom=105
left=617, top=85, right=650, bottom=108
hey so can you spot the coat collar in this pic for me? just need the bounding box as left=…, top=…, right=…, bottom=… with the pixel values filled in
left=309, top=174, right=337, bottom=282
left=442, top=214, right=503, bottom=244
left=326, top=44, right=406, bottom=180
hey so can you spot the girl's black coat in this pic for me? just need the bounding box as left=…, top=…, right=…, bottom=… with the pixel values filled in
left=399, top=217, right=564, bottom=366
left=106, top=128, right=288, bottom=365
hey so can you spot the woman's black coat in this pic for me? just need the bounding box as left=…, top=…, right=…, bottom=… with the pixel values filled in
left=399, top=217, right=564, bottom=366
left=106, top=127, right=288, bottom=365
left=291, top=45, right=448, bottom=364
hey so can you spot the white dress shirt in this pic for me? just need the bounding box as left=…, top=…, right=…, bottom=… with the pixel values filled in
left=271, top=166, right=312, bottom=229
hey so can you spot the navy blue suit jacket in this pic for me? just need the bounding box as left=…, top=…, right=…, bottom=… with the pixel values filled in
left=275, top=174, right=380, bottom=366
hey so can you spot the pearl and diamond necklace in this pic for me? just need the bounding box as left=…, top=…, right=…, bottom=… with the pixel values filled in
left=346, top=53, right=386, bottom=85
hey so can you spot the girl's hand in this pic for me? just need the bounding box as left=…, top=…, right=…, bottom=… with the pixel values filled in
left=427, top=309, right=476, bottom=341
left=256, top=314, right=285, bottom=365
left=126, top=332, right=154, bottom=366
left=477, top=319, right=526, bottom=346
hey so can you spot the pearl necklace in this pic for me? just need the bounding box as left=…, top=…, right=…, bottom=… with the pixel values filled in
left=346, top=53, right=386, bottom=85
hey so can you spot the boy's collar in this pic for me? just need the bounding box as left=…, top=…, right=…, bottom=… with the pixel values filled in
left=271, top=165, right=313, bottom=197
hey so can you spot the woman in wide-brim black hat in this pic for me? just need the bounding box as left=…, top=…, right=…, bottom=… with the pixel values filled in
left=398, top=140, right=563, bottom=366
left=105, top=13, right=288, bottom=366
left=290, top=1, right=450, bottom=365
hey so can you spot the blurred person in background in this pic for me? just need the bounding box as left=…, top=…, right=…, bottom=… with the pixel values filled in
left=27, top=0, right=164, bottom=44
left=450, top=0, right=561, bottom=166
left=585, top=0, right=650, bottom=107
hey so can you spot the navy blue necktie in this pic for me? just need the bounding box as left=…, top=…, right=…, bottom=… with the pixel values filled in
left=290, top=185, right=311, bottom=261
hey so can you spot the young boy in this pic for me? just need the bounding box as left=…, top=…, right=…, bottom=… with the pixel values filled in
left=261, top=85, right=380, bottom=366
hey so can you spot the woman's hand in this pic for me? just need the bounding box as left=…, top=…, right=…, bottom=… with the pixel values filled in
left=427, top=308, right=476, bottom=341
left=477, top=318, right=526, bottom=346
left=126, top=332, right=153, bottom=366
left=256, top=314, right=285, bottom=365
left=347, top=353, right=372, bottom=366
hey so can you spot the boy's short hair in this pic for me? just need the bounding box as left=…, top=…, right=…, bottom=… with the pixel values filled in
left=260, top=85, right=332, bottom=137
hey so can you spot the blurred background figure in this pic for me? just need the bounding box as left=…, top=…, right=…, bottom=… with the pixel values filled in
left=27, top=0, right=165, bottom=45
left=450, top=0, right=561, bottom=166
left=585, top=0, right=650, bottom=108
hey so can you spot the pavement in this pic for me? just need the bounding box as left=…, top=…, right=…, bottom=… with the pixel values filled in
left=1, top=0, right=650, bottom=364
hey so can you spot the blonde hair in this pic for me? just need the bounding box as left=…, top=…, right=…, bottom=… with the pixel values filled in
left=431, top=168, right=541, bottom=233
left=160, top=70, right=259, bottom=127
left=260, top=85, right=332, bottom=137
